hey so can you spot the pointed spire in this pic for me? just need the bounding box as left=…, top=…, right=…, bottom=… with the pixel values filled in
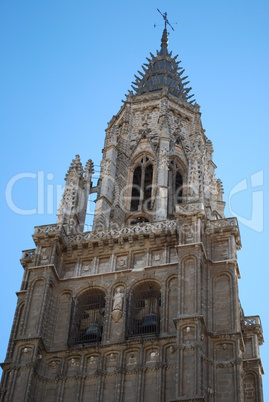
left=161, top=28, right=168, bottom=49
left=129, top=21, right=196, bottom=104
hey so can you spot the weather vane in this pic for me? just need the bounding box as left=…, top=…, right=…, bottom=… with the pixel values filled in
left=156, top=9, right=175, bottom=31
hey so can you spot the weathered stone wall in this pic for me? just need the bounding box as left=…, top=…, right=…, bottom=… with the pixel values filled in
left=1, top=211, right=264, bottom=401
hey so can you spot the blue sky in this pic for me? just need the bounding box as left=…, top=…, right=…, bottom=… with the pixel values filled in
left=1, top=0, right=268, bottom=398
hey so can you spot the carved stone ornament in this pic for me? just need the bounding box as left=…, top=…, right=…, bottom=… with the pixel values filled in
left=111, top=309, right=123, bottom=323
left=160, top=147, right=169, bottom=169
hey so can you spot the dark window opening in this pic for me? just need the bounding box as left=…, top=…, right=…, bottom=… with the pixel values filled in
left=175, top=172, right=183, bottom=204
left=130, top=158, right=153, bottom=212
left=131, top=166, right=141, bottom=211
left=127, top=287, right=160, bottom=338
left=168, top=159, right=184, bottom=215
left=68, top=292, right=105, bottom=347
left=144, top=164, right=153, bottom=210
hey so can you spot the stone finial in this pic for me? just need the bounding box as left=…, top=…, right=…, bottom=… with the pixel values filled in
left=84, top=159, right=94, bottom=182
left=161, top=28, right=168, bottom=48
left=216, top=179, right=224, bottom=201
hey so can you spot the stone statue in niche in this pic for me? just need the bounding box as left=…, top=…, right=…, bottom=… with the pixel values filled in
left=128, top=352, right=137, bottom=365
left=89, top=356, right=96, bottom=365
left=113, top=287, right=124, bottom=310
left=111, top=287, right=124, bottom=323
left=147, top=350, right=159, bottom=363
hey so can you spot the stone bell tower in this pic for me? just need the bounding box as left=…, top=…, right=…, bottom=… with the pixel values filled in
left=93, top=27, right=225, bottom=233
left=0, top=23, right=264, bottom=402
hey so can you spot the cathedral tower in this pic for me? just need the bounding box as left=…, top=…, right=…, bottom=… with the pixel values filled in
left=0, top=25, right=264, bottom=402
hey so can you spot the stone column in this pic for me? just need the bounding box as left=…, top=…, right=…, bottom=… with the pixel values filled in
left=155, top=140, right=169, bottom=221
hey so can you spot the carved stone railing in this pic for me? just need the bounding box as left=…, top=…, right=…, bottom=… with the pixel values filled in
left=175, top=202, right=204, bottom=215
left=65, top=220, right=177, bottom=244
left=243, top=315, right=264, bottom=345
left=20, top=249, right=36, bottom=268
left=32, top=220, right=177, bottom=246
left=206, top=217, right=238, bottom=231
left=21, top=249, right=35, bottom=261
left=243, top=316, right=261, bottom=328
left=34, top=224, right=63, bottom=235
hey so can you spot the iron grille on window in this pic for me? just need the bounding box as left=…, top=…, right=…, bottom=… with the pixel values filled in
left=68, top=293, right=105, bottom=347
left=126, top=289, right=160, bottom=338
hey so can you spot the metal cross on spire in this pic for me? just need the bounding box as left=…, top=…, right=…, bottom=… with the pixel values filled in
left=157, top=9, right=175, bottom=31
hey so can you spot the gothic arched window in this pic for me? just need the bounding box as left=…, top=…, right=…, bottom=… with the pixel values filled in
left=130, top=156, right=153, bottom=212
left=127, top=282, right=161, bottom=338
left=168, top=159, right=184, bottom=215
left=68, top=289, right=105, bottom=346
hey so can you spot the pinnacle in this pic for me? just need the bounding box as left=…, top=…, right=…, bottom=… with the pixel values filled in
left=65, top=154, right=84, bottom=180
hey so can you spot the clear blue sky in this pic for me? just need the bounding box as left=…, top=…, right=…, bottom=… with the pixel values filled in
left=1, top=0, right=268, bottom=398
